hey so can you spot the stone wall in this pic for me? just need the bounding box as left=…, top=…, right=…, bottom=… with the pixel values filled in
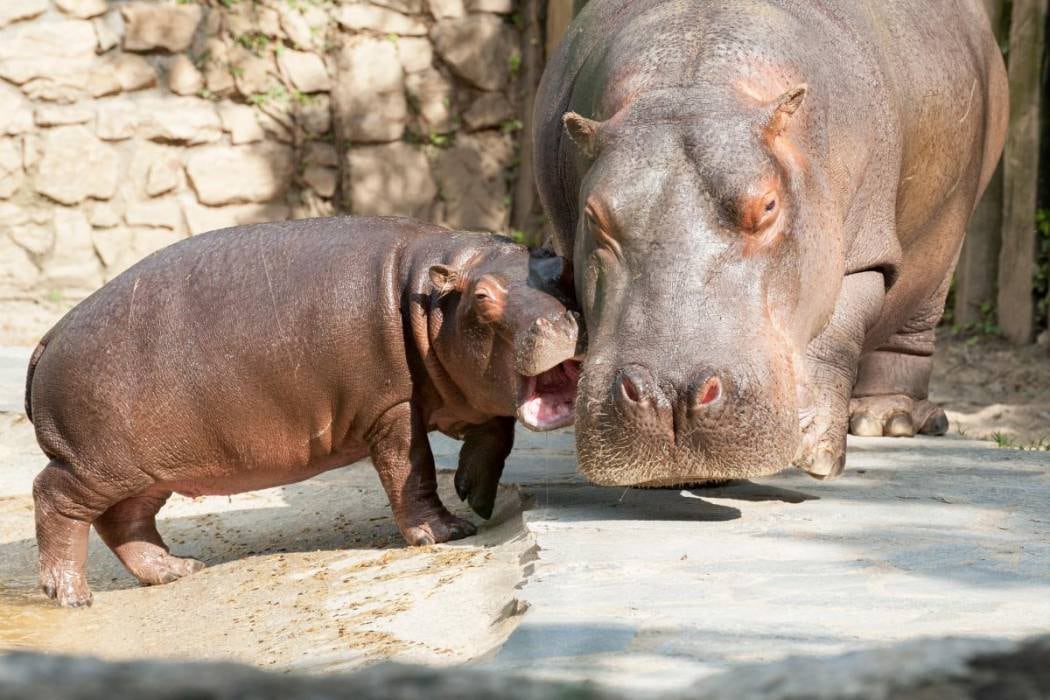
left=0, top=0, right=527, bottom=310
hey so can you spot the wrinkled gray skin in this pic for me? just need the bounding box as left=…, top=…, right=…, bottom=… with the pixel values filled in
left=534, top=0, right=1008, bottom=485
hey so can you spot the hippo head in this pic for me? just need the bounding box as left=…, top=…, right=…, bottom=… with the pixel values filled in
left=429, top=245, right=581, bottom=431
left=562, top=84, right=843, bottom=484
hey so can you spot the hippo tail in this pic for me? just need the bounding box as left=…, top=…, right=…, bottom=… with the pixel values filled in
left=24, top=332, right=51, bottom=424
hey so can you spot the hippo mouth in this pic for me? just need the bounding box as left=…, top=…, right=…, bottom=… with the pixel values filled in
left=517, top=359, right=581, bottom=431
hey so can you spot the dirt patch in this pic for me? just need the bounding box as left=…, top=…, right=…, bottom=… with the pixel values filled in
left=931, top=334, right=1050, bottom=448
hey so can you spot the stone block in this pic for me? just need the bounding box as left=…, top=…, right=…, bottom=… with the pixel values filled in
left=34, top=104, right=95, bottom=128
left=332, top=37, right=406, bottom=143
left=277, top=49, right=330, bottom=93
left=298, top=93, right=332, bottom=137
left=217, top=102, right=264, bottom=145
left=433, top=131, right=514, bottom=231
left=146, top=158, right=182, bottom=197
left=426, top=0, right=465, bottom=19
left=96, top=99, right=139, bottom=141
left=125, top=197, right=184, bottom=232
left=371, top=0, right=424, bottom=13
left=466, top=0, right=513, bottom=12
left=168, top=54, right=204, bottom=97
left=303, top=165, right=337, bottom=198
left=136, top=97, right=222, bottom=145
left=463, top=92, right=514, bottom=131
left=185, top=143, right=294, bottom=206
left=179, top=195, right=290, bottom=235
left=121, top=2, right=202, bottom=53
left=113, top=54, right=157, bottom=92
left=0, top=139, right=24, bottom=200
left=34, top=126, right=120, bottom=205
left=0, top=0, right=49, bottom=29
left=432, top=15, right=515, bottom=91
left=40, top=209, right=105, bottom=291
left=396, top=37, right=433, bottom=73
left=336, top=4, right=427, bottom=36
left=406, top=67, right=455, bottom=132
left=346, top=141, right=436, bottom=218
left=0, top=84, right=34, bottom=135
left=56, top=0, right=108, bottom=20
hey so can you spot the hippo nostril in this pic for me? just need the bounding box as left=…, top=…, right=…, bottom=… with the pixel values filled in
left=615, top=365, right=660, bottom=407
left=620, top=374, right=641, bottom=403
left=691, top=375, right=722, bottom=409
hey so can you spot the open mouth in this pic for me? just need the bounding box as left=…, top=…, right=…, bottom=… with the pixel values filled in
left=517, top=359, right=581, bottom=431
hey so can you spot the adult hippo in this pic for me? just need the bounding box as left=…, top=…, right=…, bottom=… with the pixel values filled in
left=534, top=0, right=1007, bottom=484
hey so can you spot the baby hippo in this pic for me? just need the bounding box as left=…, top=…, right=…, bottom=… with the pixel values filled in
left=25, top=216, right=581, bottom=607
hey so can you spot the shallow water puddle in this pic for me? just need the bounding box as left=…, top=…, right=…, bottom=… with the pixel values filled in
left=0, top=582, right=63, bottom=650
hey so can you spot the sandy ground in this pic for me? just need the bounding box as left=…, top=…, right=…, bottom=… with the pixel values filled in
left=0, top=404, right=531, bottom=669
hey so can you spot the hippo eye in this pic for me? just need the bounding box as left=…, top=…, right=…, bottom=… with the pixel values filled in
left=748, top=191, right=780, bottom=233
left=584, top=200, right=622, bottom=259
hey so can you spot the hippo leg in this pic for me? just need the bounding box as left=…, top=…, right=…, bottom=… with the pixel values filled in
left=33, top=461, right=106, bottom=608
left=795, top=271, right=886, bottom=480
left=455, top=416, right=515, bottom=520
left=94, top=491, right=205, bottom=586
left=370, top=402, right=477, bottom=546
left=850, top=280, right=951, bottom=439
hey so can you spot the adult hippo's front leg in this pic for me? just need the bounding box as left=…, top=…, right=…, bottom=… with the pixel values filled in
left=795, top=271, right=885, bottom=479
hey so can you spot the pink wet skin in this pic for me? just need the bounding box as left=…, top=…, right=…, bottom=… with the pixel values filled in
left=25, top=217, right=582, bottom=607
left=517, top=359, right=582, bottom=430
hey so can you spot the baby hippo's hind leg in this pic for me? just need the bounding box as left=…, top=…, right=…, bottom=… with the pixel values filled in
left=34, top=461, right=108, bottom=608
left=94, top=491, right=205, bottom=586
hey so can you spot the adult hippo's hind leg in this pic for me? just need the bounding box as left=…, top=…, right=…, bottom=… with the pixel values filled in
left=94, top=490, right=205, bottom=586
left=850, top=278, right=951, bottom=438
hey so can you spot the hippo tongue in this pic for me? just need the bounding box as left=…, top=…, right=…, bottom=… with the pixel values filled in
left=518, top=360, right=581, bottom=431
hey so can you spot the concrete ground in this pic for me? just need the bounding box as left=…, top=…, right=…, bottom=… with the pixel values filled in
left=2, top=347, right=1049, bottom=694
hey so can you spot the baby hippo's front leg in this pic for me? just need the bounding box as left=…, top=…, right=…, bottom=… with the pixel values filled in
left=369, top=402, right=476, bottom=546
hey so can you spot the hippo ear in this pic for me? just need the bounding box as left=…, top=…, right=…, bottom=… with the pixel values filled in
left=765, top=84, right=807, bottom=139
left=529, top=252, right=575, bottom=300
left=563, top=112, right=602, bottom=158
left=428, top=265, right=461, bottom=297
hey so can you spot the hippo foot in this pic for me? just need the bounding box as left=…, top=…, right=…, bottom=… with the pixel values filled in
left=793, top=401, right=848, bottom=481
left=794, top=441, right=847, bottom=481
left=454, top=467, right=499, bottom=521
left=401, top=512, right=477, bottom=546
left=849, top=395, right=949, bottom=438
left=130, top=553, right=206, bottom=587
left=40, top=567, right=93, bottom=608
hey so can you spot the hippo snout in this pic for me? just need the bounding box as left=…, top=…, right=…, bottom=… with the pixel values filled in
left=575, top=351, right=801, bottom=485
left=515, top=311, right=579, bottom=378
left=611, top=364, right=724, bottom=444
